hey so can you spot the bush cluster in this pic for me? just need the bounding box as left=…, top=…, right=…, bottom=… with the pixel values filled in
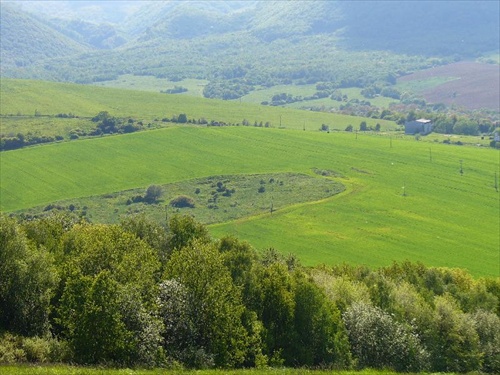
left=1, top=213, right=499, bottom=371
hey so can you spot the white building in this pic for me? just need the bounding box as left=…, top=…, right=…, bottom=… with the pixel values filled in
left=405, top=118, right=433, bottom=135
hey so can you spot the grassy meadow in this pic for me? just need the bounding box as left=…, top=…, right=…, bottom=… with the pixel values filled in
left=240, top=85, right=398, bottom=111
left=1, top=123, right=498, bottom=277
left=91, top=75, right=209, bottom=96
left=0, top=79, right=393, bottom=132
left=16, top=172, right=344, bottom=225
left=1, top=79, right=499, bottom=277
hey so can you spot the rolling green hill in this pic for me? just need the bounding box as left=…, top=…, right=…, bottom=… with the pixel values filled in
left=0, top=79, right=394, bottom=130
left=1, top=80, right=498, bottom=277
left=1, top=125, right=498, bottom=276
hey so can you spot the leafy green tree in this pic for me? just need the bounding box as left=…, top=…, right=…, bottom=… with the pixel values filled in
left=118, top=285, right=165, bottom=367
left=164, top=239, right=248, bottom=367
left=380, top=86, right=400, bottom=99
left=365, top=271, right=395, bottom=310
left=470, top=309, right=500, bottom=373
left=453, top=119, right=478, bottom=135
left=177, top=113, right=188, bottom=123
left=91, top=111, right=111, bottom=123
left=218, top=236, right=259, bottom=298
left=167, top=214, right=210, bottom=251
left=120, top=214, right=169, bottom=269
left=389, top=281, right=435, bottom=341
left=359, top=121, right=367, bottom=131
left=22, top=213, right=78, bottom=262
left=0, top=215, right=57, bottom=336
left=216, top=236, right=269, bottom=367
left=291, top=271, right=352, bottom=368
left=429, top=294, right=482, bottom=372
left=311, top=270, right=371, bottom=313
left=158, top=279, right=199, bottom=366
left=56, top=224, right=161, bottom=365
left=60, top=224, right=159, bottom=302
left=343, top=302, right=430, bottom=372
left=406, top=110, right=417, bottom=122
left=58, top=271, right=132, bottom=364
left=254, top=262, right=295, bottom=364
left=144, top=184, right=163, bottom=204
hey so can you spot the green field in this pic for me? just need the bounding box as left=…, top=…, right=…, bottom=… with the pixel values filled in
left=395, top=76, right=459, bottom=94
left=1, top=79, right=499, bottom=277
left=0, top=79, right=393, bottom=132
left=91, top=75, right=209, bottom=96
left=1, top=124, right=498, bottom=277
left=237, top=85, right=397, bottom=110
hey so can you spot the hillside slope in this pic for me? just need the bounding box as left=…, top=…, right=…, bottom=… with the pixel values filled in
left=1, top=1, right=498, bottom=86
left=0, top=4, right=90, bottom=76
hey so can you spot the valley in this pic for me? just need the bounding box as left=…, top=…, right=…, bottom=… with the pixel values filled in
left=1, top=1, right=499, bottom=371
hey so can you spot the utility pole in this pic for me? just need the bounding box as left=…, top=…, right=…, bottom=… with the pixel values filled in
left=165, top=205, right=169, bottom=223
left=429, top=147, right=432, bottom=163
left=460, top=160, right=463, bottom=176
left=495, top=172, right=498, bottom=192
left=390, top=136, right=392, bottom=148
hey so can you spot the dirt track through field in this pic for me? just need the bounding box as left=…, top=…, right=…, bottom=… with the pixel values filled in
left=398, top=61, right=500, bottom=111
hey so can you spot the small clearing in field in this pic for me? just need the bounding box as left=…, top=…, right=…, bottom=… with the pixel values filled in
left=15, top=173, right=345, bottom=225
left=398, top=61, right=499, bottom=111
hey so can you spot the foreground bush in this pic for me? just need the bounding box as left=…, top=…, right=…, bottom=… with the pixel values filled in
left=0, top=333, right=71, bottom=364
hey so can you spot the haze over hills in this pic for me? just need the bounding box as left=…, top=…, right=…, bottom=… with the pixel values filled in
left=1, top=1, right=499, bottom=110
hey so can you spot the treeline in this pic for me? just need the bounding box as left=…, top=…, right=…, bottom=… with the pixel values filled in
left=403, top=110, right=499, bottom=137
left=337, top=106, right=498, bottom=138
left=1, top=213, right=499, bottom=371
left=0, top=111, right=144, bottom=151
left=0, top=132, right=64, bottom=151
left=0, top=111, right=275, bottom=151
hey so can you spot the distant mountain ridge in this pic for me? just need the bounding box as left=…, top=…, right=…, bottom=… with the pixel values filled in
left=0, top=4, right=90, bottom=75
left=1, top=1, right=498, bottom=100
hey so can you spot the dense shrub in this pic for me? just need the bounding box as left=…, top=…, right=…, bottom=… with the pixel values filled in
left=170, top=195, right=195, bottom=208
left=0, top=333, right=71, bottom=364
left=145, top=185, right=163, bottom=203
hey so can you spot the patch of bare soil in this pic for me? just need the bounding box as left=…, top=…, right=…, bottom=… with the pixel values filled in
left=399, top=62, right=499, bottom=111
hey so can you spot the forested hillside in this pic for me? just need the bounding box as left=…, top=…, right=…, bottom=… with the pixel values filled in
left=0, top=4, right=90, bottom=76
left=2, top=1, right=498, bottom=87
